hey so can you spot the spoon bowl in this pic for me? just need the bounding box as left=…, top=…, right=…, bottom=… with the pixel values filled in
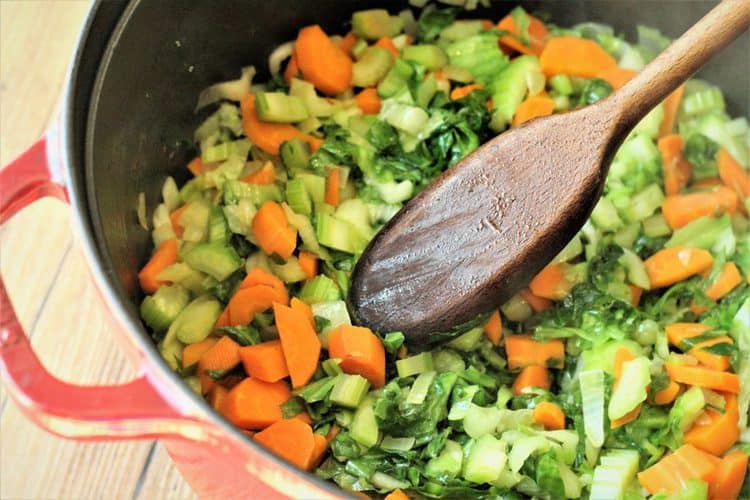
left=348, top=0, right=750, bottom=345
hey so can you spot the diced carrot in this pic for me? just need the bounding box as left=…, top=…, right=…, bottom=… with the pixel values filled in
left=483, top=310, right=503, bottom=345
left=239, top=340, right=290, bottom=383
left=241, top=161, right=275, bottom=184
left=505, top=334, right=565, bottom=370
left=658, top=134, right=692, bottom=195
left=512, top=365, right=550, bottom=395
left=480, top=19, right=494, bottom=30
left=450, top=83, right=483, bottom=101
left=512, top=95, right=555, bottom=126
left=528, top=262, right=574, bottom=300
left=224, top=285, right=287, bottom=326
left=704, top=261, right=743, bottom=301
left=384, top=489, right=409, bottom=500
left=707, top=450, right=748, bottom=500
left=221, top=377, right=291, bottom=430
left=339, top=32, right=358, bottom=57
left=169, top=204, right=190, bottom=238
left=292, top=411, right=312, bottom=425
left=290, top=297, right=315, bottom=330
left=691, top=177, right=723, bottom=189
left=252, top=200, right=297, bottom=260
left=497, top=12, right=549, bottom=56
left=596, top=66, right=637, bottom=90
left=638, top=444, right=719, bottom=495
left=304, top=433, right=329, bottom=471
left=298, top=250, right=318, bottom=280
left=274, top=302, right=321, bottom=388
left=355, top=88, right=382, bottom=114
left=187, top=157, right=203, bottom=176
left=182, top=337, right=218, bottom=369
left=628, top=285, right=644, bottom=307
left=519, top=288, right=553, bottom=312
left=666, top=323, right=711, bottom=347
left=659, top=84, right=685, bottom=137
left=533, top=401, right=566, bottom=430
left=374, top=37, right=399, bottom=59
left=325, top=168, right=340, bottom=207
left=138, top=238, right=178, bottom=293
left=198, top=336, right=241, bottom=393
left=718, top=148, right=750, bottom=197
left=665, top=322, right=733, bottom=371
left=284, top=51, right=299, bottom=83
left=539, top=36, right=617, bottom=77
left=253, top=417, right=316, bottom=470
left=239, top=267, right=288, bottom=298
left=662, top=186, right=738, bottom=229
left=652, top=379, right=681, bottom=405
left=644, top=246, right=714, bottom=288
left=295, top=25, right=352, bottom=96
left=665, top=363, right=740, bottom=393
left=685, top=394, right=740, bottom=456
left=241, top=94, right=322, bottom=156
left=328, top=325, right=386, bottom=388
left=208, top=385, right=228, bottom=412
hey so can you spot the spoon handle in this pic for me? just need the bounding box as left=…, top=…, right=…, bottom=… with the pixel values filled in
left=612, top=0, right=750, bottom=129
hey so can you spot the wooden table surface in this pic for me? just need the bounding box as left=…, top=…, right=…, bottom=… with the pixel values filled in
left=0, top=2, right=196, bottom=498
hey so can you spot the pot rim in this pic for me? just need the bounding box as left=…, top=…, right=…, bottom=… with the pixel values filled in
left=59, top=1, right=348, bottom=497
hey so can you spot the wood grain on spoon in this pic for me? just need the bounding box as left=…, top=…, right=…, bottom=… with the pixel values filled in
left=349, top=0, right=750, bottom=345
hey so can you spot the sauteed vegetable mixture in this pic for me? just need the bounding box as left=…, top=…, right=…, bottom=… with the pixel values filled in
left=138, top=3, right=750, bottom=498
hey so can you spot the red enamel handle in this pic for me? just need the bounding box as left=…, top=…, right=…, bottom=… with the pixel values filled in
left=0, top=138, right=209, bottom=441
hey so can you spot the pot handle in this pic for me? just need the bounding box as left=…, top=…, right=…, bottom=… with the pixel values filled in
left=0, top=138, right=211, bottom=441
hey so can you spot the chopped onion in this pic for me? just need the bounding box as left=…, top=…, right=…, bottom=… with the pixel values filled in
left=136, top=192, right=148, bottom=230
left=268, top=41, right=294, bottom=76
left=161, top=176, right=180, bottom=212
left=195, top=66, right=255, bottom=111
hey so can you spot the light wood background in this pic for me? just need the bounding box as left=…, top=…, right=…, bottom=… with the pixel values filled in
left=0, top=2, right=196, bottom=498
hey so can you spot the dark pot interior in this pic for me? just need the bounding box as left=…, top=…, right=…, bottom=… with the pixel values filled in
left=65, top=0, right=747, bottom=446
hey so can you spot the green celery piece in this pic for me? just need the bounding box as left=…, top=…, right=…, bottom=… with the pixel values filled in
left=396, top=352, right=434, bottom=378
left=463, top=434, right=507, bottom=484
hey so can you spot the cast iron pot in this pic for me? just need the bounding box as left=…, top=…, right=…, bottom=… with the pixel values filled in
left=1, top=1, right=747, bottom=498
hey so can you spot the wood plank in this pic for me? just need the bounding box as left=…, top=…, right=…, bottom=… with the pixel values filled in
left=134, top=444, right=198, bottom=500
left=0, top=241, right=151, bottom=499
left=0, top=0, right=91, bottom=165
left=0, top=1, right=195, bottom=498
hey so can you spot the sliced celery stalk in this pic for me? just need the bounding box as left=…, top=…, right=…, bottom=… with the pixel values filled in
left=396, top=352, right=434, bottom=378
left=406, top=371, right=437, bottom=405
left=330, top=373, right=371, bottom=408
left=463, top=434, right=507, bottom=484
left=140, top=284, right=190, bottom=333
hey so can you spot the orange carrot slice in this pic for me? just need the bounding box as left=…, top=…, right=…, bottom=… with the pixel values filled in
left=239, top=340, right=290, bottom=383
left=512, top=95, right=555, bottom=126
left=221, top=377, right=291, bottom=430
left=328, top=325, right=386, bottom=388
left=355, top=88, right=382, bottom=114
left=644, top=246, right=714, bottom=288
left=539, top=36, right=616, bottom=77
left=512, top=365, right=550, bottom=395
left=295, top=25, right=353, bottom=95
left=662, top=186, right=738, bottom=229
left=138, top=238, right=178, bottom=293
left=505, top=335, right=565, bottom=370
left=533, top=401, right=566, bottom=430
left=483, top=310, right=503, bottom=345
left=274, top=302, right=321, bottom=388
left=252, top=200, right=297, bottom=260
left=497, top=12, right=549, bottom=55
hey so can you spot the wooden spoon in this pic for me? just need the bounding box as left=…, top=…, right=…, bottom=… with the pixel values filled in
left=348, top=0, right=750, bottom=345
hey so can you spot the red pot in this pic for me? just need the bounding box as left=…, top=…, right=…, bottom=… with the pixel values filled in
left=0, top=1, right=746, bottom=498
